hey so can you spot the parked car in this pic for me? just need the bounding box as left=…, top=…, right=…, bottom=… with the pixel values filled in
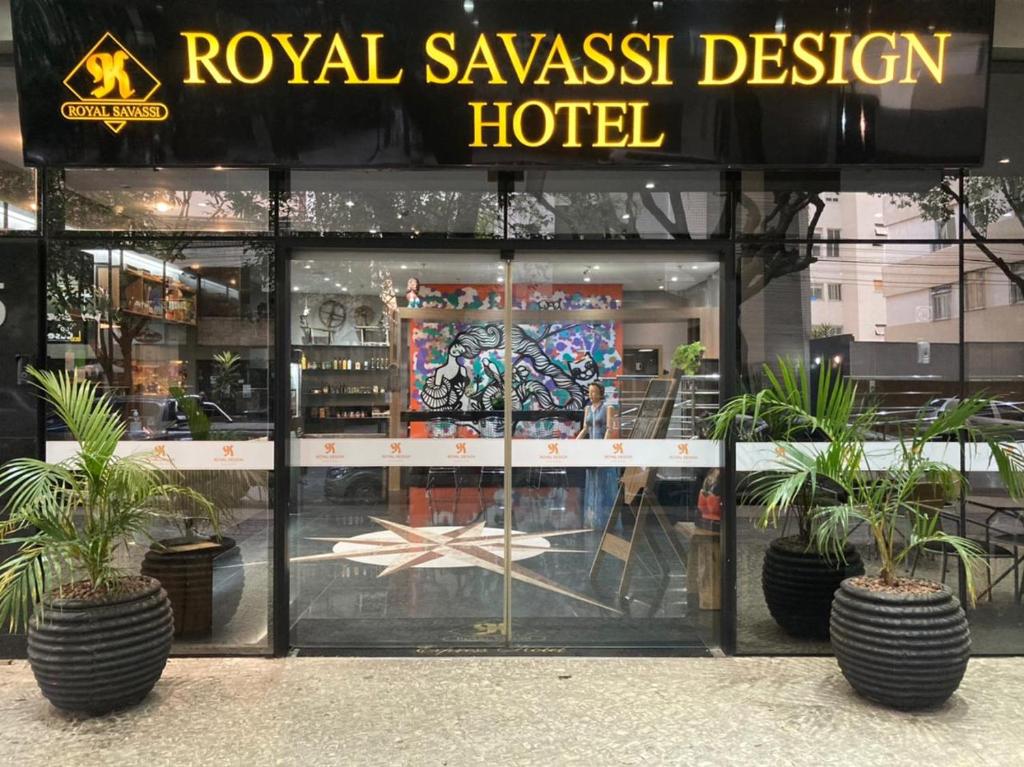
left=324, top=466, right=386, bottom=504
left=917, top=397, right=1024, bottom=439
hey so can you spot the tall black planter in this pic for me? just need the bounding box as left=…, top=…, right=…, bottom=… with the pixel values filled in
left=830, top=578, right=971, bottom=710
left=141, top=536, right=237, bottom=640
left=27, top=577, right=173, bottom=715
left=762, top=536, right=864, bottom=639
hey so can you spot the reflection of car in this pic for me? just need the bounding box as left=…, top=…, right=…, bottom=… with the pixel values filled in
left=47, top=395, right=237, bottom=440
left=918, top=398, right=1024, bottom=439
left=324, top=466, right=386, bottom=504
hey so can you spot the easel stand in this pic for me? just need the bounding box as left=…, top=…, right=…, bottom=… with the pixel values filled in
left=588, top=374, right=687, bottom=602
left=589, top=472, right=687, bottom=603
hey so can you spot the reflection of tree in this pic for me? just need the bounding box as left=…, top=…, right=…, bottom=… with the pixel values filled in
left=886, top=177, right=1024, bottom=295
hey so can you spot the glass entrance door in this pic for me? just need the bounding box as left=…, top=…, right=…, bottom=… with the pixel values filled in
left=287, top=248, right=723, bottom=651
left=506, top=254, right=723, bottom=650
left=287, top=250, right=511, bottom=648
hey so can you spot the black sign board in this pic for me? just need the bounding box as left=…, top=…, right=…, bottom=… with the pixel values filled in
left=11, top=0, right=995, bottom=168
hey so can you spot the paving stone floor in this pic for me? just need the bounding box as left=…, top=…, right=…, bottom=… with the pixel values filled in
left=1, top=656, right=1023, bottom=766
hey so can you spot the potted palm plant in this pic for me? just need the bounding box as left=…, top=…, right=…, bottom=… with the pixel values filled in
left=142, top=386, right=251, bottom=640
left=711, top=360, right=866, bottom=639
left=763, top=396, right=1024, bottom=709
left=0, top=368, right=217, bottom=715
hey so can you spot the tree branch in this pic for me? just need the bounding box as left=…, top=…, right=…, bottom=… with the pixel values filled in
left=941, top=181, right=1024, bottom=295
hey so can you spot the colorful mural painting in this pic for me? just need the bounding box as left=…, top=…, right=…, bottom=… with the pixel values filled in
left=409, top=284, right=623, bottom=438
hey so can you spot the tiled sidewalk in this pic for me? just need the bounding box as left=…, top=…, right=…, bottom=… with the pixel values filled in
left=1, top=656, right=1022, bottom=766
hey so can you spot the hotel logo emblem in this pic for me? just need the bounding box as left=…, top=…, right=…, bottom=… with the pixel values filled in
left=61, top=32, right=169, bottom=134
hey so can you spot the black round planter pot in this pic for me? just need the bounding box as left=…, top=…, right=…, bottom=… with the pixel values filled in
left=762, top=536, right=865, bottom=640
left=830, top=577, right=971, bottom=710
left=141, top=536, right=237, bottom=640
left=27, top=577, right=173, bottom=716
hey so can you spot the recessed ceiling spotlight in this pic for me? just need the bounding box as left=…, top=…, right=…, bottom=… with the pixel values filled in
left=583, top=276, right=591, bottom=282
left=621, top=213, right=630, bottom=221
left=335, top=283, right=342, bottom=288
left=497, top=275, right=504, bottom=283
left=341, top=286, right=348, bottom=292
left=999, top=158, right=1011, bottom=164
left=345, top=199, right=355, bottom=207
left=154, top=201, right=170, bottom=213
left=645, top=181, right=655, bottom=190
left=691, top=265, right=699, bottom=270
left=292, top=286, right=300, bottom=292
left=400, top=264, right=408, bottom=270
left=593, top=265, right=601, bottom=270
left=671, top=276, right=679, bottom=282
left=658, top=284, right=665, bottom=290
left=304, top=264, right=311, bottom=270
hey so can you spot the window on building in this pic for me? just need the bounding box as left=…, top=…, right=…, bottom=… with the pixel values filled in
left=965, top=270, right=986, bottom=311
left=1011, top=262, right=1024, bottom=305
left=931, top=284, right=953, bottom=320
left=827, top=283, right=843, bottom=301
left=810, top=283, right=824, bottom=301
left=826, top=228, right=841, bottom=259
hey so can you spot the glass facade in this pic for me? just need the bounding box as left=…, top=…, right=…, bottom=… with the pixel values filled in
left=3, top=50, right=1024, bottom=658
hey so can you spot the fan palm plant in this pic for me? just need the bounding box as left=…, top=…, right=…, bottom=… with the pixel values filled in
left=0, top=367, right=218, bottom=630
left=765, top=395, right=1024, bottom=601
left=710, top=358, right=873, bottom=541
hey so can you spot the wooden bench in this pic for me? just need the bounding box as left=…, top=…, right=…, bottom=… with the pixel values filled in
left=675, top=522, right=721, bottom=610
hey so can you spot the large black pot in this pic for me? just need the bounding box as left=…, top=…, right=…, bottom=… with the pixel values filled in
left=762, top=536, right=864, bottom=639
left=830, top=577, right=971, bottom=710
left=141, top=536, right=237, bottom=639
left=27, top=577, right=173, bottom=715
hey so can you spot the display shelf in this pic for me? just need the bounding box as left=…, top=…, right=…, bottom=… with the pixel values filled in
left=121, top=308, right=198, bottom=327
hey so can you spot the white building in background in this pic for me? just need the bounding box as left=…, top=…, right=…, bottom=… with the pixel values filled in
left=883, top=208, right=1024, bottom=345
left=808, top=192, right=888, bottom=342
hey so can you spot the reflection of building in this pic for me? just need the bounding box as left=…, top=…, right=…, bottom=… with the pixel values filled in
left=808, top=193, right=887, bottom=342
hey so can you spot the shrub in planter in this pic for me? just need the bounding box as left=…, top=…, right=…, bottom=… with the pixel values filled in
left=0, top=369, right=217, bottom=716
left=712, top=359, right=867, bottom=639
left=775, top=396, right=1024, bottom=709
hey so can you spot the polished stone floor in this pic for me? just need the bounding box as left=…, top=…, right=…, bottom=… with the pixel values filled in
left=1, top=656, right=1022, bottom=766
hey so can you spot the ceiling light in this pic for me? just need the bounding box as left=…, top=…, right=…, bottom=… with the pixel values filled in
left=213, top=165, right=225, bottom=171
left=341, top=286, right=348, bottom=292
left=401, top=264, right=408, bottom=270
left=324, top=277, right=330, bottom=282
left=999, top=158, right=1011, bottom=164
left=583, top=276, right=591, bottom=282
left=874, top=213, right=883, bottom=218
left=497, top=276, right=504, bottom=283
left=645, top=181, right=655, bottom=190
left=190, top=263, right=200, bottom=270
left=658, top=284, right=665, bottom=290
left=292, top=286, right=300, bottom=292
left=154, top=202, right=170, bottom=213
left=671, top=276, right=679, bottom=282
left=229, top=278, right=237, bottom=285
left=304, top=264, right=311, bottom=270
left=691, top=265, right=699, bottom=270
left=335, top=283, right=342, bottom=288
left=593, top=264, right=601, bottom=270
left=621, top=213, right=630, bottom=221
left=345, top=199, right=355, bottom=207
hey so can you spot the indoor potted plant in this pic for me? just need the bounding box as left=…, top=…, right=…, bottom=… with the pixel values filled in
left=0, top=368, right=217, bottom=715
left=764, top=396, right=1024, bottom=709
left=711, top=359, right=866, bottom=639
left=671, top=341, right=706, bottom=375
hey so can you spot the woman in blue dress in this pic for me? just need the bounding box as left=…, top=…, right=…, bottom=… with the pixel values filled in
left=576, top=382, right=620, bottom=530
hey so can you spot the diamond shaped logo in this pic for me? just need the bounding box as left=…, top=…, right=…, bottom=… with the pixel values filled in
left=60, top=32, right=169, bottom=134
